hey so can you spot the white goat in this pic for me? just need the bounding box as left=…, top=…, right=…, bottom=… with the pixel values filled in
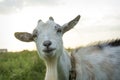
left=14, top=15, right=120, bottom=80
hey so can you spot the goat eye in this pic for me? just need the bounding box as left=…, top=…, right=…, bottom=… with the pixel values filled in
left=55, top=25, right=62, bottom=33
left=33, top=30, right=38, bottom=38
left=57, top=28, right=62, bottom=33
left=33, top=33, right=37, bottom=38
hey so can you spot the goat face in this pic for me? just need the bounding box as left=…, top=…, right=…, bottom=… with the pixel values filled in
left=33, top=19, right=64, bottom=59
left=14, top=15, right=80, bottom=60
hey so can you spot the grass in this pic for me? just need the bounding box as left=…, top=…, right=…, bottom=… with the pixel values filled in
left=0, top=50, right=45, bottom=80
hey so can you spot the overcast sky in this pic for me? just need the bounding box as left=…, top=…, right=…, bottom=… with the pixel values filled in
left=0, top=0, right=120, bottom=51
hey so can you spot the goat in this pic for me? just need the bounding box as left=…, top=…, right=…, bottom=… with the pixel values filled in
left=14, top=15, right=120, bottom=80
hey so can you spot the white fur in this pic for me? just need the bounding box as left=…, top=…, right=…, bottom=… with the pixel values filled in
left=73, top=46, right=120, bottom=80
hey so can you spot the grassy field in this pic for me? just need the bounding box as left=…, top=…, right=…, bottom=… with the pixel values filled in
left=0, top=50, right=45, bottom=80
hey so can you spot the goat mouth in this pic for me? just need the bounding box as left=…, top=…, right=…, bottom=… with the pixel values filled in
left=43, top=48, right=56, bottom=53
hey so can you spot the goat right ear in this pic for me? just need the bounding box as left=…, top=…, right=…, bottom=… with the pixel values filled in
left=14, top=32, right=34, bottom=42
left=62, top=15, right=80, bottom=33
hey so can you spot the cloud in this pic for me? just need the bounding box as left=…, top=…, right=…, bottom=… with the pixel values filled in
left=0, top=0, right=60, bottom=14
left=0, top=0, right=24, bottom=14
left=0, top=0, right=120, bottom=14
left=24, top=0, right=59, bottom=6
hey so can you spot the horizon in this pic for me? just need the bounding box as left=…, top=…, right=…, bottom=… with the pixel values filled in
left=0, top=0, right=120, bottom=51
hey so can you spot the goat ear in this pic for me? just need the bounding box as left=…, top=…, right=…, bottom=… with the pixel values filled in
left=14, top=32, right=33, bottom=42
left=62, top=15, right=80, bottom=33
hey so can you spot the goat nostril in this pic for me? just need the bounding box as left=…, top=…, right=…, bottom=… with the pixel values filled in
left=43, top=40, right=52, bottom=47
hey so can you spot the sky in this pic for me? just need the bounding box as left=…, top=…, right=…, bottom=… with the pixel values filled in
left=0, top=0, right=120, bottom=51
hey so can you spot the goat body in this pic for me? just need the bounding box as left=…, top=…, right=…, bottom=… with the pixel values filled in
left=73, top=41, right=120, bottom=80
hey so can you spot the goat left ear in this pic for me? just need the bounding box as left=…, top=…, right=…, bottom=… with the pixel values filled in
left=62, top=15, right=81, bottom=33
left=14, top=32, right=33, bottom=42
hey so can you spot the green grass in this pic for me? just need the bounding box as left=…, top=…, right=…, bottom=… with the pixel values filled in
left=0, top=50, right=45, bottom=80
